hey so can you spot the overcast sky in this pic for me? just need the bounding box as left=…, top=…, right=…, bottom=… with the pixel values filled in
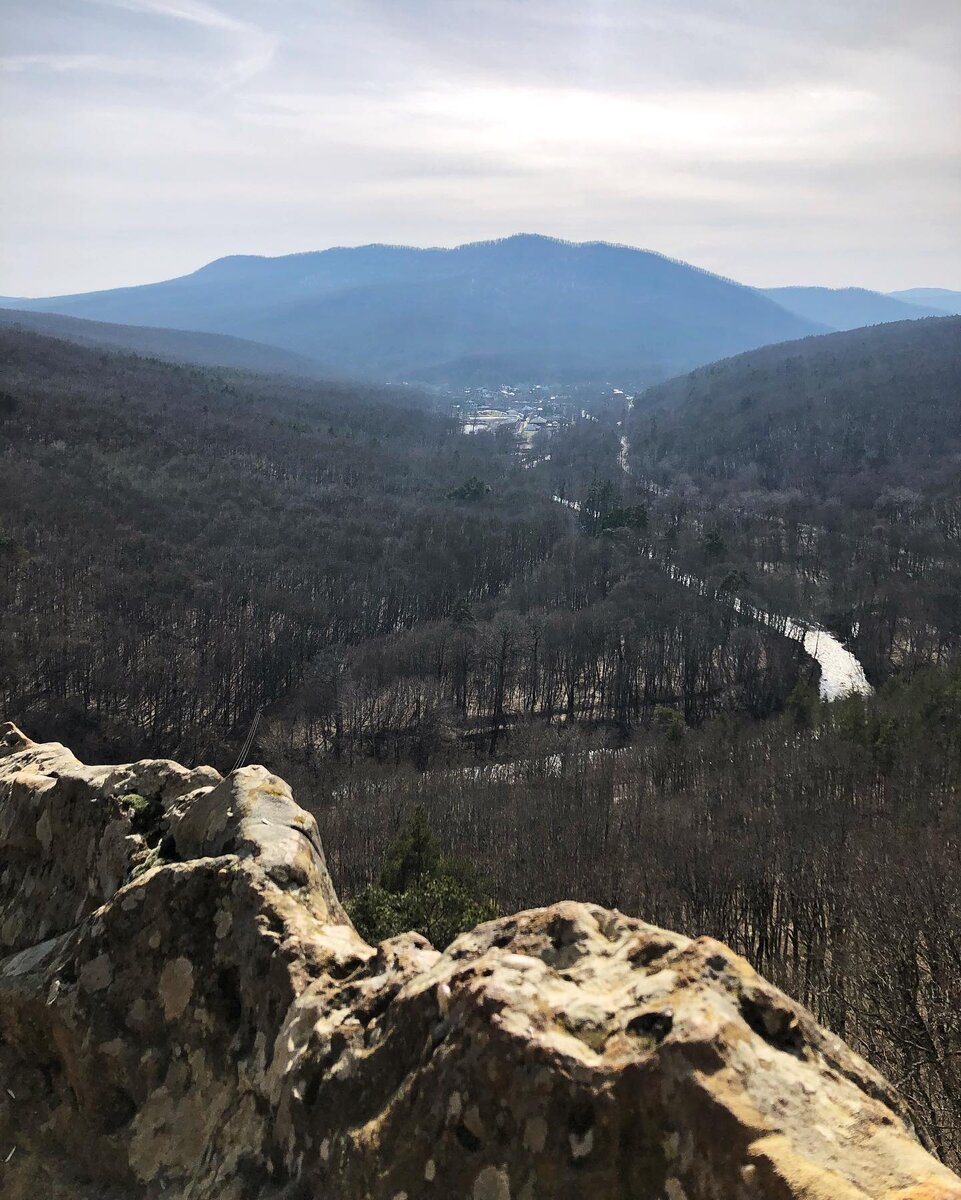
left=2, top=0, right=959, bottom=296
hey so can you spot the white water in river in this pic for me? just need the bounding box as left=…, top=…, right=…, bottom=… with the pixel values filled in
left=783, top=621, right=872, bottom=701
left=551, top=479, right=872, bottom=701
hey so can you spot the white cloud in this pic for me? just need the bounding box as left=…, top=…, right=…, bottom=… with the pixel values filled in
left=0, top=51, right=184, bottom=79
left=83, top=0, right=258, bottom=36
left=0, top=0, right=958, bottom=294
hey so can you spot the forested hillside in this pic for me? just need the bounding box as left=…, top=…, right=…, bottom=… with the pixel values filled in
left=624, top=317, right=961, bottom=681
left=0, top=307, right=329, bottom=377
left=0, top=330, right=797, bottom=768
left=9, top=235, right=823, bottom=385
left=0, top=331, right=564, bottom=761
left=631, top=316, right=961, bottom=500
left=3, top=323, right=961, bottom=1168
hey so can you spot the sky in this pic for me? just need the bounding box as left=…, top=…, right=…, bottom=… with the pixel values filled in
left=1, top=0, right=959, bottom=297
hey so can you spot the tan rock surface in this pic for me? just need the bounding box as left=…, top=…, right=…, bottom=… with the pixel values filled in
left=1, top=720, right=959, bottom=1199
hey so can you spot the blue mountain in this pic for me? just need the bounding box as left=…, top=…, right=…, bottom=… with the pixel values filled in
left=6, top=235, right=824, bottom=385
left=760, top=286, right=947, bottom=331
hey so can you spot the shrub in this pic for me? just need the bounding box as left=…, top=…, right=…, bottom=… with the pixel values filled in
left=347, top=807, right=498, bottom=948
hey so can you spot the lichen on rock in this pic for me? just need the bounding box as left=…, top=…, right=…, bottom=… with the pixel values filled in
left=1, top=720, right=959, bottom=1199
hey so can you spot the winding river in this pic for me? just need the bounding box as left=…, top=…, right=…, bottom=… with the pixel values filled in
left=552, top=436, right=873, bottom=701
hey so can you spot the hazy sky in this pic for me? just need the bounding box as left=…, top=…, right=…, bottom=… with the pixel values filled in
left=2, top=0, right=959, bottom=296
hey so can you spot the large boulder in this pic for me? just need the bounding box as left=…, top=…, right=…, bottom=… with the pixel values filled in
left=1, top=720, right=959, bottom=1199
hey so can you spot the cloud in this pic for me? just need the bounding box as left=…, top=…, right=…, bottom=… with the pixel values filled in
left=0, top=51, right=182, bottom=78
left=83, top=0, right=257, bottom=36
left=81, top=0, right=279, bottom=93
left=0, top=0, right=958, bottom=294
left=1, top=53, right=116, bottom=73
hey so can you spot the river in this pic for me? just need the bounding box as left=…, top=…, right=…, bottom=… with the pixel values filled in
left=552, top=458, right=873, bottom=701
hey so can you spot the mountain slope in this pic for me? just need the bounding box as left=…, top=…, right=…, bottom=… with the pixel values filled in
left=889, top=287, right=961, bottom=315
left=760, top=285, right=947, bottom=330
left=0, top=327, right=559, bottom=760
left=0, top=307, right=330, bottom=377
left=624, top=316, right=961, bottom=687
left=9, top=234, right=825, bottom=385
left=629, top=316, right=961, bottom=502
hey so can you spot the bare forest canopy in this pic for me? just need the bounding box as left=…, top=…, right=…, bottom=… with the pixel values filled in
left=0, top=329, right=799, bottom=770
left=631, top=317, right=961, bottom=501
left=623, top=316, right=961, bottom=682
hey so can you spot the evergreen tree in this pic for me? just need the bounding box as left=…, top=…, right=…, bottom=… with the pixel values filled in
left=347, top=807, right=499, bottom=948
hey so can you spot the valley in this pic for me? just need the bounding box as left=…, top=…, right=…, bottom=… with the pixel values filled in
left=4, top=0, right=960, bottom=1191
left=1, top=279, right=959, bottom=1177
left=560, top=426, right=873, bottom=699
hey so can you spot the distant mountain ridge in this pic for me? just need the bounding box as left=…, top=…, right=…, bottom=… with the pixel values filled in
left=2, top=235, right=825, bottom=386
left=888, top=287, right=961, bottom=316
left=0, top=307, right=331, bottom=378
left=6, top=236, right=957, bottom=386
left=759, top=286, right=948, bottom=330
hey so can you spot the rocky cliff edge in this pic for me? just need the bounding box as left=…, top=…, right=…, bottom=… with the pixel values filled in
left=1, top=721, right=959, bottom=1200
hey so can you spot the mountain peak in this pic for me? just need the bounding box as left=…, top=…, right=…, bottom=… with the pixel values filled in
left=8, top=237, right=826, bottom=386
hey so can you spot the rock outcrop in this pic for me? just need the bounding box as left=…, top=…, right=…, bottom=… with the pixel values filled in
left=1, top=721, right=959, bottom=1200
